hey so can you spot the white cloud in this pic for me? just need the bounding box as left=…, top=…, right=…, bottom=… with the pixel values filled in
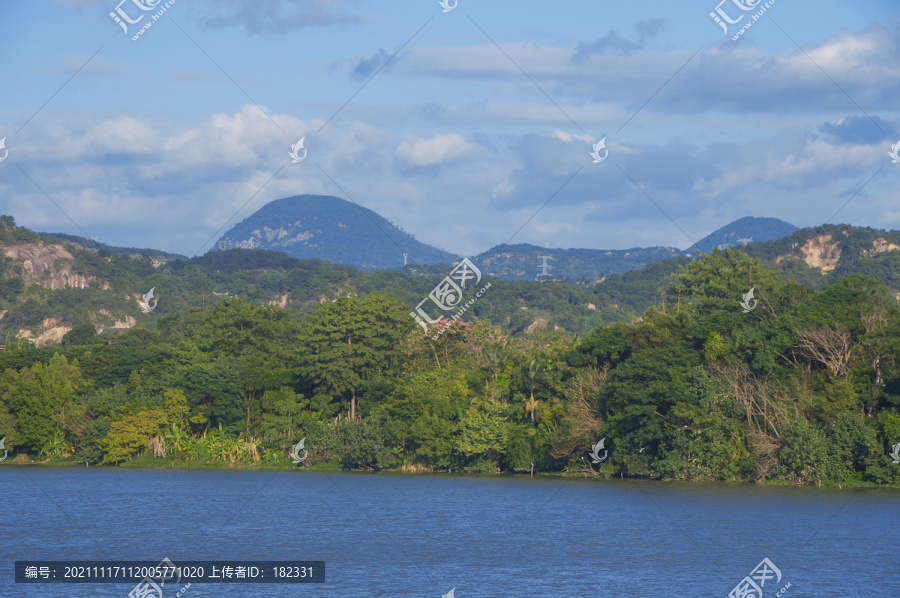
left=396, top=133, right=473, bottom=167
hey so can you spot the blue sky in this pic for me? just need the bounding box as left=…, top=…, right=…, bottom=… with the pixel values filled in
left=1, top=0, right=898, bottom=258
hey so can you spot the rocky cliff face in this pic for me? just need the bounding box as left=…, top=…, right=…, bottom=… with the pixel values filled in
left=267, top=293, right=290, bottom=308
left=18, top=318, right=72, bottom=346
left=1, top=243, right=141, bottom=343
left=2, top=243, right=94, bottom=289
left=775, top=234, right=841, bottom=271
left=774, top=234, right=900, bottom=272
left=866, top=238, right=900, bottom=255
left=92, top=309, right=137, bottom=334
left=797, top=235, right=842, bottom=271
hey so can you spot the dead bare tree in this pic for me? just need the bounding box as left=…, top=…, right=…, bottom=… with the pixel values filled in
left=794, top=324, right=857, bottom=379
left=548, top=364, right=608, bottom=459
left=708, top=362, right=808, bottom=482
left=707, top=362, right=793, bottom=439
left=148, top=436, right=166, bottom=458
left=747, top=429, right=780, bottom=482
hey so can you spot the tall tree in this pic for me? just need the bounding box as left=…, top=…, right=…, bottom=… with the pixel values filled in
left=1, top=353, right=81, bottom=452
left=297, top=293, right=412, bottom=420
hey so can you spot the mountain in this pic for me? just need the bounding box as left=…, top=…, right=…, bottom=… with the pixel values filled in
left=0, top=215, right=659, bottom=344
left=472, top=243, right=688, bottom=282
left=214, top=198, right=803, bottom=280
left=688, top=217, right=799, bottom=253
left=2, top=213, right=900, bottom=347
left=214, top=195, right=455, bottom=270
left=743, top=224, right=900, bottom=293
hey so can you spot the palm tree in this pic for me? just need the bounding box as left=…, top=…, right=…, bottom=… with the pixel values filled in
left=165, top=423, right=187, bottom=457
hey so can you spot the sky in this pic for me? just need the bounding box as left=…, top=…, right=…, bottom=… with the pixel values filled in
left=0, top=0, right=898, bottom=258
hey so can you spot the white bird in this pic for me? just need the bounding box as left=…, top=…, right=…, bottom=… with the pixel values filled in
left=638, top=447, right=645, bottom=453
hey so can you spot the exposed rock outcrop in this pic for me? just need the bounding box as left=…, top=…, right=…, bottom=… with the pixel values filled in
left=867, top=238, right=900, bottom=255
left=268, top=293, right=290, bottom=308
left=2, top=243, right=94, bottom=289
left=525, top=317, right=549, bottom=333
left=18, top=318, right=72, bottom=346
left=775, top=234, right=841, bottom=272
left=91, top=309, right=137, bottom=334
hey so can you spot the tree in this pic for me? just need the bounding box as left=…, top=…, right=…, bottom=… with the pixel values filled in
left=522, top=357, right=544, bottom=424
left=794, top=324, right=858, bottom=379
left=258, top=387, right=306, bottom=453
left=548, top=365, right=607, bottom=459
left=192, top=297, right=300, bottom=367
left=297, top=293, right=413, bottom=420
left=62, top=324, right=100, bottom=346
left=1, top=353, right=81, bottom=452
left=383, top=369, right=468, bottom=468
left=101, top=409, right=168, bottom=464
left=671, top=248, right=781, bottom=319
left=458, top=399, right=507, bottom=466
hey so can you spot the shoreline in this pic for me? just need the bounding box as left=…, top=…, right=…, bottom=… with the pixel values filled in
left=3, top=457, right=897, bottom=489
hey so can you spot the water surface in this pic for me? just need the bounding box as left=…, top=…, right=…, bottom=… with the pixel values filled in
left=2, top=468, right=897, bottom=597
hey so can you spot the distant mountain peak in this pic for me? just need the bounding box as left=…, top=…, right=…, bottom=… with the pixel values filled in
left=688, top=217, right=799, bottom=253
left=214, top=194, right=455, bottom=269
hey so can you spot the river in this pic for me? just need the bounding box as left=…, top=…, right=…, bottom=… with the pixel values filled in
left=1, top=468, right=897, bottom=597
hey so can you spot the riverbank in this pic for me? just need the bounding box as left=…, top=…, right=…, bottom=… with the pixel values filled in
left=4, top=455, right=898, bottom=488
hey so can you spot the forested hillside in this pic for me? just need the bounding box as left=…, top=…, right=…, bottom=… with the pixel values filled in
left=745, top=224, right=900, bottom=294
left=1, top=243, right=898, bottom=485
left=0, top=216, right=674, bottom=344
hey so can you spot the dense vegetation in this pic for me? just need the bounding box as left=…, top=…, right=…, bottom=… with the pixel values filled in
left=1, top=246, right=898, bottom=485
left=0, top=216, right=675, bottom=341
left=746, top=223, right=900, bottom=292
